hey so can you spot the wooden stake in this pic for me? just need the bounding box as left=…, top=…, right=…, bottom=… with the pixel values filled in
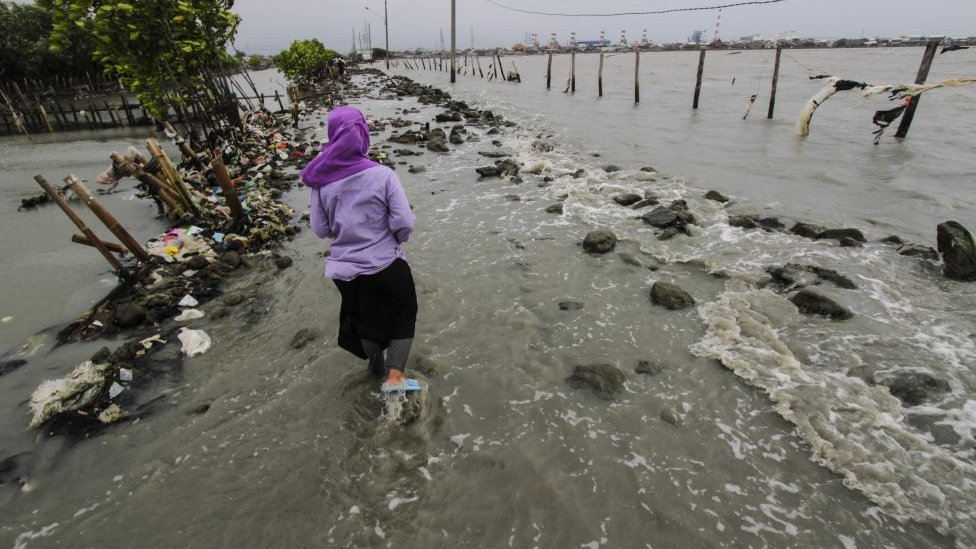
left=65, top=175, right=151, bottom=262
left=598, top=53, right=604, bottom=97
left=496, top=54, right=506, bottom=81
left=634, top=50, right=640, bottom=103
left=163, top=121, right=205, bottom=171
left=72, top=234, right=127, bottom=254
left=546, top=52, right=553, bottom=90
left=767, top=46, right=782, bottom=119
left=571, top=51, right=576, bottom=93
left=274, top=90, right=285, bottom=112
left=146, top=138, right=198, bottom=214
left=211, top=153, right=246, bottom=220
left=895, top=38, right=941, bottom=139
left=36, top=174, right=124, bottom=271
left=693, top=47, right=707, bottom=109
left=38, top=102, right=54, bottom=132
left=110, top=152, right=183, bottom=215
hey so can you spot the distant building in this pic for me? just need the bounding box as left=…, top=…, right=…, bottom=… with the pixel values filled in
left=689, top=30, right=707, bottom=44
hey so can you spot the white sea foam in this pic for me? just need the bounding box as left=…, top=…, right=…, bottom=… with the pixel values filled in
left=693, top=288, right=976, bottom=545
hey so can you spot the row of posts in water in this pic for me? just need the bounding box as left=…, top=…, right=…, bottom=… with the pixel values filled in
left=396, top=38, right=943, bottom=137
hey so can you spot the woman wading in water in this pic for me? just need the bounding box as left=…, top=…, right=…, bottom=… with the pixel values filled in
left=302, top=106, right=421, bottom=392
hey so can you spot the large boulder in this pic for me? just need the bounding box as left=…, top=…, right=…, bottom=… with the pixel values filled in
left=566, top=364, right=626, bottom=399
left=582, top=230, right=617, bottom=254
left=790, top=289, right=853, bottom=320
left=820, top=228, right=866, bottom=243
left=650, top=282, right=695, bottom=310
left=937, top=221, right=976, bottom=281
left=641, top=206, right=678, bottom=228
left=879, top=372, right=951, bottom=406
left=614, top=193, right=643, bottom=207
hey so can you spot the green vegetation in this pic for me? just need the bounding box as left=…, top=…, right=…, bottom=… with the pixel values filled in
left=273, top=39, right=337, bottom=86
left=45, top=0, right=240, bottom=119
left=371, top=47, right=387, bottom=60
left=0, top=1, right=100, bottom=81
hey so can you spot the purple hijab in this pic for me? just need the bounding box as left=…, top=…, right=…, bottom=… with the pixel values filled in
left=301, top=106, right=380, bottom=188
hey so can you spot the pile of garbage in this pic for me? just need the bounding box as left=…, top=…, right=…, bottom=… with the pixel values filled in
left=28, top=105, right=323, bottom=430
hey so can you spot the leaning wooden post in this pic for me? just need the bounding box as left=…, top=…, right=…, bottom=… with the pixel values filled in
left=767, top=46, right=782, bottom=119
left=211, top=154, right=246, bottom=220
left=693, top=47, right=707, bottom=109
left=110, top=152, right=183, bottom=215
left=38, top=102, right=54, bottom=132
left=598, top=53, right=605, bottom=97
left=570, top=51, right=576, bottom=93
left=71, top=234, right=127, bottom=255
left=476, top=56, right=484, bottom=78
left=35, top=175, right=124, bottom=271
left=496, top=54, right=507, bottom=81
left=163, top=121, right=205, bottom=172
left=546, top=52, right=553, bottom=89
left=64, top=175, right=151, bottom=263
left=895, top=38, right=941, bottom=139
left=634, top=50, right=641, bottom=103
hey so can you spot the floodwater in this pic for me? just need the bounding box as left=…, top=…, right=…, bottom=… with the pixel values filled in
left=2, top=48, right=975, bottom=548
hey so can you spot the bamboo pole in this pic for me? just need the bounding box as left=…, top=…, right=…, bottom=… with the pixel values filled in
left=496, top=54, right=506, bottom=81
left=38, top=103, right=54, bottom=132
left=163, top=121, right=205, bottom=172
left=121, top=95, right=134, bottom=125
left=211, top=154, right=246, bottom=220
left=146, top=138, right=198, bottom=214
left=476, top=56, right=484, bottom=78
left=274, top=90, right=285, bottom=112
left=35, top=175, right=124, bottom=271
left=895, top=38, right=941, bottom=139
left=598, top=53, right=604, bottom=97
left=693, top=47, right=707, bottom=109
left=65, top=175, right=151, bottom=262
left=72, top=234, right=127, bottom=254
left=634, top=50, right=640, bottom=103
left=110, top=152, right=183, bottom=215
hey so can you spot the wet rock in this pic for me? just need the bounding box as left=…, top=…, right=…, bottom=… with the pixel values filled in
left=669, top=200, right=696, bottom=225
left=545, top=204, right=563, bottom=214
left=937, top=221, right=976, bottom=281
left=558, top=301, right=583, bottom=311
left=187, top=403, right=211, bottom=415
left=603, top=165, right=621, bottom=173
left=704, top=190, right=729, bottom=203
left=290, top=328, right=321, bottom=349
left=790, top=222, right=826, bottom=239
left=408, top=166, right=427, bottom=174
left=614, top=193, right=642, bottom=207
left=186, top=255, right=210, bottom=270
left=659, top=408, right=681, bottom=426
left=641, top=206, right=678, bottom=228
left=275, top=255, right=293, bottom=269
left=790, top=289, right=853, bottom=320
left=114, top=303, right=146, bottom=328
left=758, top=217, right=785, bottom=232
left=658, top=227, right=681, bottom=241
left=388, top=130, right=426, bottom=144
left=511, top=176, right=523, bottom=185
left=650, top=282, right=695, bottom=310
left=476, top=166, right=500, bottom=177
left=572, top=168, right=586, bottom=179
left=496, top=159, right=520, bottom=178
left=820, top=228, right=866, bottom=243
left=224, top=292, right=246, bottom=307
left=729, top=215, right=759, bottom=229
left=426, top=139, right=449, bottom=153
left=839, top=237, right=862, bottom=248
left=393, top=148, right=417, bottom=156
left=880, top=372, right=951, bottom=407
left=582, top=230, right=617, bottom=254
left=435, top=111, right=462, bottom=122
left=566, top=364, right=626, bottom=399
left=771, top=263, right=857, bottom=290
left=0, top=359, right=27, bottom=377
left=221, top=250, right=241, bottom=269
left=640, top=166, right=657, bottom=172
left=881, top=235, right=905, bottom=245
left=635, top=360, right=665, bottom=376
left=449, top=125, right=467, bottom=145
left=630, top=198, right=659, bottom=210
left=0, top=452, right=34, bottom=487
left=531, top=139, right=554, bottom=152
left=478, top=150, right=509, bottom=158
left=896, top=243, right=939, bottom=261
left=619, top=253, right=643, bottom=267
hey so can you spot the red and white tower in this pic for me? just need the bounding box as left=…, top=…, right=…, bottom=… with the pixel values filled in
left=620, top=30, right=627, bottom=46
left=712, top=9, right=722, bottom=44
left=570, top=31, right=577, bottom=47
left=599, top=30, right=606, bottom=46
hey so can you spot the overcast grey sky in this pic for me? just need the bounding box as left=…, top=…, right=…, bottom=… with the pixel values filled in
left=232, top=0, right=974, bottom=54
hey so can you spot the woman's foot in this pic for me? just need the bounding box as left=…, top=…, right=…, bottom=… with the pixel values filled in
left=381, top=369, right=422, bottom=393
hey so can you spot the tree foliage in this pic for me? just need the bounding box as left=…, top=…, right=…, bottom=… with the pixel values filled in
left=273, top=39, right=336, bottom=86
left=0, top=0, right=100, bottom=81
left=45, top=0, right=240, bottom=118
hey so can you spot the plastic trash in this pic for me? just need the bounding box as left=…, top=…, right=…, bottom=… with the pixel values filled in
left=139, top=334, right=166, bottom=350
left=119, top=368, right=133, bottom=381
left=178, top=327, right=211, bottom=357
left=109, top=381, right=124, bottom=398
left=178, top=294, right=199, bottom=307
left=175, top=309, right=205, bottom=322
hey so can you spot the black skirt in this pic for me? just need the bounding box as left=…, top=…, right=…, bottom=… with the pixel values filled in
left=333, top=258, right=418, bottom=356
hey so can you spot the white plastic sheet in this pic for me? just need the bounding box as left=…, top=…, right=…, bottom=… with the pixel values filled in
left=178, top=327, right=211, bottom=357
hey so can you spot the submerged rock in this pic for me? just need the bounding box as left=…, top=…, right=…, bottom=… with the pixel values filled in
left=614, top=193, right=642, bottom=207
left=820, top=228, right=866, bottom=243
left=476, top=166, right=500, bottom=177
left=650, top=282, right=695, bottom=310
left=704, top=190, right=729, bottom=203
left=790, top=222, right=826, bottom=239
left=635, top=360, right=665, bottom=376
left=545, top=203, right=563, bottom=214
left=290, top=328, right=321, bottom=349
left=558, top=301, right=584, bottom=311
left=879, top=372, right=951, bottom=406
left=937, top=221, right=976, bottom=281
left=566, top=364, right=626, bottom=399
left=729, top=215, right=759, bottom=229
left=897, top=243, right=939, bottom=261
left=790, top=289, right=853, bottom=320
left=582, top=230, right=617, bottom=254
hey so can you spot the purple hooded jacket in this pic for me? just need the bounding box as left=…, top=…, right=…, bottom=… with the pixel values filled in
left=302, top=106, right=415, bottom=281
